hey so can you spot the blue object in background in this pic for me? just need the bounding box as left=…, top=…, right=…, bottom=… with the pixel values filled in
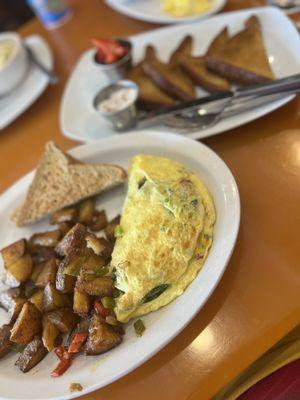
left=26, top=0, right=72, bottom=29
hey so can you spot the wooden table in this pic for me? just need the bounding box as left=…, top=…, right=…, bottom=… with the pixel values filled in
left=2, top=0, right=300, bottom=399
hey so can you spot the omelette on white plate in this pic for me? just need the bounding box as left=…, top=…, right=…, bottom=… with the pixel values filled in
left=112, top=155, right=215, bottom=323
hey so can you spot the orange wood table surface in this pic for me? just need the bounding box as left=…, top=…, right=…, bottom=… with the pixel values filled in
left=1, top=1, right=300, bottom=399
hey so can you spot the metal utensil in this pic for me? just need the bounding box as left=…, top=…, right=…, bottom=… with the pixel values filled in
left=23, top=43, right=58, bottom=85
left=138, top=73, right=300, bottom=130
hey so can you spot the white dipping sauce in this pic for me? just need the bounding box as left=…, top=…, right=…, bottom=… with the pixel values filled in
left=98, top=88, right=137, bottom=113
left=0, top=39, right=16, bottom=71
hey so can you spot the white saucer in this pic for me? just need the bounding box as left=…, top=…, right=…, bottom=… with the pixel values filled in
left=0, top=35, right=53, bottom=130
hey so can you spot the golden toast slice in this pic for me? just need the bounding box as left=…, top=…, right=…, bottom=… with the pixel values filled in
left=142, top=45, right=196, bottom=102
left=178, top=55, right=230, bottom=92
left=205, top=15, right=275, bottom=85
left=12, top=142, right=127, bottom=226
left=127, top=62, right=174, bottom=110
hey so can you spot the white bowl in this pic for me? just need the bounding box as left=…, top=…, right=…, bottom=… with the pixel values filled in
left=0, top=32, right=29, bottom=96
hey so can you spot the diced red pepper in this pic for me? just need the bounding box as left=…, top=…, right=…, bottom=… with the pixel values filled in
left=51, top=358, right=72, bottom=377
left=55, top=345, right=71, bottom=360
left=68, top=333, right=88, bottom=354
left=94, top=300, right=110, bottom=318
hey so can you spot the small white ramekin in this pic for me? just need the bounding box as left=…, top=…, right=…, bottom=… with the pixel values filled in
left=0, top=32, right=29, bottom=96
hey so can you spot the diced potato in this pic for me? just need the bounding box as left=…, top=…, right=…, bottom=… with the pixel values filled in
left=47, top=308, right=78, bottom=334
left=105, top=215, right=121, bottom=242
left=0, top=288, right=26, bottom=321
left=90, top=210, right=108, bottom=232
left=24, top=280, right=37, bottom=298
left=49, top=207, right=78, bottom=225
left=8, top=298, right=27, bottom=321
left=62, top=253, right=85, bottom=277
left=4, top=254, right=33, bottom=287
left=55, top=223, right=87, bottom=258
left=29, top=290, right=44, bottom=312
left=0, top=323, right=13, bottom=359
left=1, top=239, right=26, bottom=267
left=10, top=303, right=42, bottom=345
left=42, top=316, right=59, bottom=352
left=76, top=276, right=114, bottom=297
left=30, top=246, right=55, bottom=265
left=30, top=262, right=46, bottom=283
left=29, top=230, right=61, bottom=248
left=58, top=222, right=73, bottom=237
left=56, top=261, right=76, bottom=294
left=0, top=288, right=23, bottom=310
left=73, top=288, right=91, bottom=316
left=43, top=283, right=70, bottom=312
left=78, top=198, right=95, bottom=226
left=15, top=336, right=47, bottom=372
left=85, top=314, right=121, bottom=355
left=82, top=253, right=106, bottom=273
left=85, top=234, right=112, bottom=260
left=35, top=258, right=57, bottom=288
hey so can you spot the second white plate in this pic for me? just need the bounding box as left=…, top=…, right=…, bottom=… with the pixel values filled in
left=105, top=0, right=227, bottom=24
left=0, top=131, right=239, bottom=400
left=60, top=7, right=300, bottom=144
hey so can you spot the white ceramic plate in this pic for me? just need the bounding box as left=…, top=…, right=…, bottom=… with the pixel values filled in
left=0, top=35, right=52, bottom=130
left=60, top=6, right=300, bottom=144
left=105, top=0, right=227, bottom=24
left=0, top=131, right=240, bottom=400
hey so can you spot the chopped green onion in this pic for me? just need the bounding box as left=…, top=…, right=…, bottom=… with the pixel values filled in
left=115, top=225, right=124, bottom=237
left=83, top=266, right=109, bottom=281
left=102, top=296, right=115, bottom=309
left=134, top=319, right=145, bottom=337
left=141, top=284, right=169, bottom=303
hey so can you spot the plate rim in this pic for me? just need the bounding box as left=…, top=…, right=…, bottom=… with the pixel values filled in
left=0, top=35, right=52, bottom=130
left=0, top=131, right=239, bottom=400
left=60, top=6, right=299, bottom=144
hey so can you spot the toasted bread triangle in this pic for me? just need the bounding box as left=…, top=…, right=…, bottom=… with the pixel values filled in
left=12, top=142, right=127, bottom=226
left=127, top=61, right=174, bottom=110
left=172, top=35, right=230, bottom=93
left=206, top=15, right=275, bottom=85
left=142, top=45, right=195, bottom=102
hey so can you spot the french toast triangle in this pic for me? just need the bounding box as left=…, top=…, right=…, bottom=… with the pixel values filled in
left=174, top=34, right=230, bottom=93
left=12, top=142, right=127, bottom=226
left=127, top=61, right=174, bottom=110
left=142, top=45, right=196, bottom=101
left=205, top=15, right=275, bottom=85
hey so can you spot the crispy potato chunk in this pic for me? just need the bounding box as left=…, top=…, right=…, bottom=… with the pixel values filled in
left=1, top=239, right=26, bottom=267
left=78, top=198, right=95, bottom=226
left=49, top=207, right=78, bottom=225
left=105, top=215, right=121, bottom=242
left=47, top=308, right=78, bottom=334
left=73, top=289, right=91, bottom=316
left=76, top=276, right=114, bottom=297
left=10, top=302, right=42, bottom=345
left=3, top=254, right=33, bottom=288
left=55, top=223, right=87, bottom=258
left=0, top=288, right=26, bottom=321
left=35, top=258, right=57, bottom=288
left=58, top=222, right=73, bottom=237
left=30, top=246, right=55, bottom=265
left=85, top=314, right=121, bottom=355
left=0, top=323, right=13, bottom=359
left=29, top=230, right=62, bottom=248
left=15, top=336, right=47, bottom=372
left=42, top=316, right=59, bottom=351
left=56, top=260, right=76, bottom=294
left=43, top=283, right=70, bottom=312
left=29, top=289, right=44, bottom=312
left=90, top=210, right=108, bottom=232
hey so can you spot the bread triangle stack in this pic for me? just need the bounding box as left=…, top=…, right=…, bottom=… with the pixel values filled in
left=12, top=142, right=127, bottom=226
